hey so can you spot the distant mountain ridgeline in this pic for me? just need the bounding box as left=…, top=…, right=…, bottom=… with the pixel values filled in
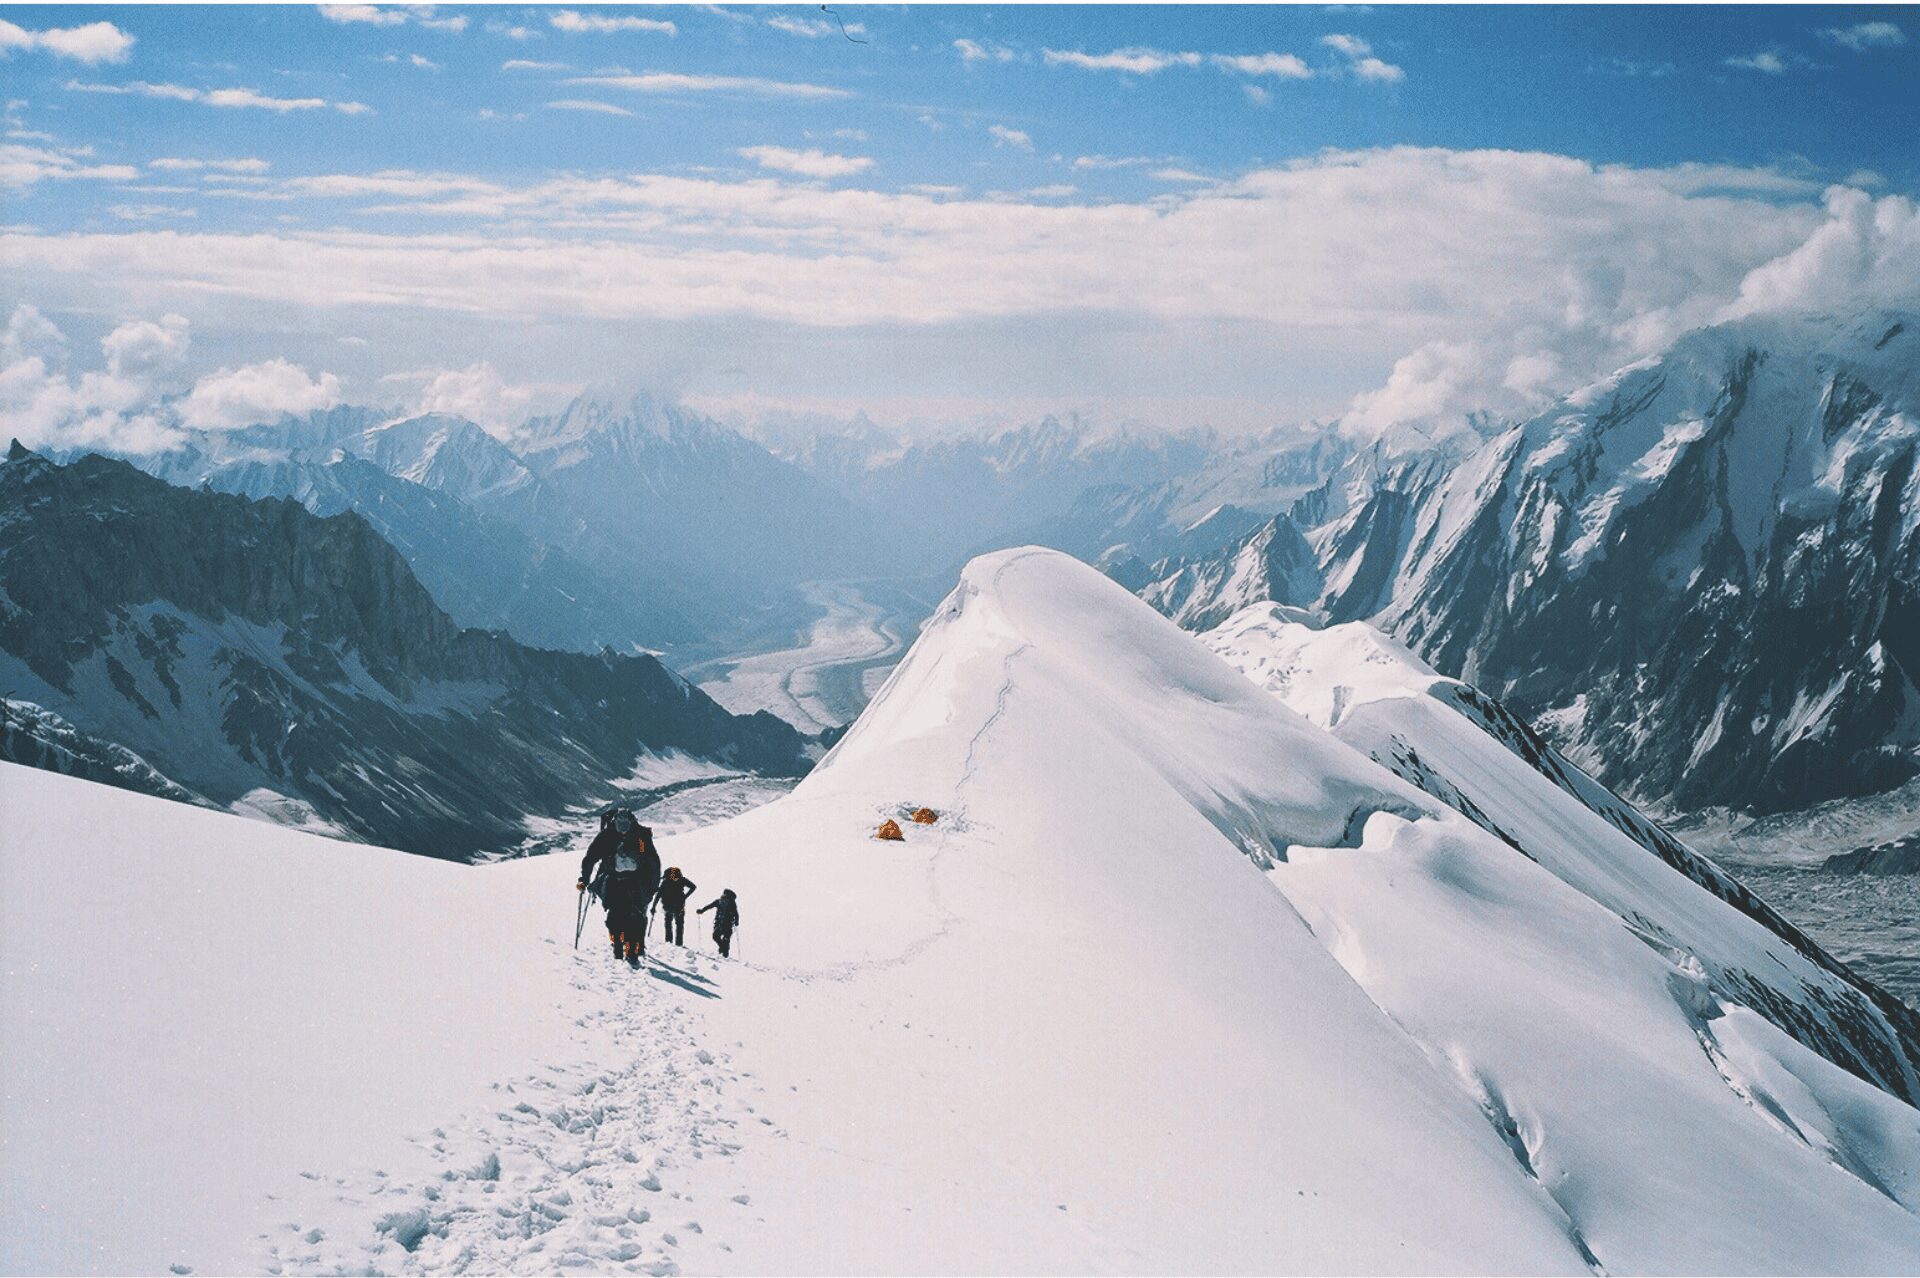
left=1089, top=311, right=1920, bottom=820
left=41, top=308, right=1920, bottom=824
left=0, top=446, right=810, bottom=859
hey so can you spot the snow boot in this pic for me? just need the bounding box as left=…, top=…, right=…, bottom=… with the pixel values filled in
left=611, top=933, right=624, bottom=960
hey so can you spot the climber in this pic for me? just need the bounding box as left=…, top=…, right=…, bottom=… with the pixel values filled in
left=578, top=809, right=662, bottom=965
left=656, top=866, right=698, bottom=946
left=697, top=889, right=741, bottom=958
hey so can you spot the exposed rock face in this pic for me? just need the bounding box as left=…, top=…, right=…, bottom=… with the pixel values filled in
left=1117, top=312, right=1920, bottom=818
left=0, top=449, right=810, bottom=859
left=1347, top=312, right=1920, bottom=815
left=1826, top=834, right=1920, bottom=876
left=0, top=698, right=207, bottom=808
left=1133, top=513, right=1324, bottom=632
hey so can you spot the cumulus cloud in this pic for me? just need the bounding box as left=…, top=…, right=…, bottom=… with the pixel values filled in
left=988, top=124, right=1033, bottom=150
left=954, top=38, right=1014, bottom=63
left=1724, top=50, right=1789, bottom=74
left=384, top=361, right=558, bottom=440
left=0, top=308, right=192, bottom=454
left=0, top=18, right=135, bottom=64
left=2, top=303, right=66, bottom=365
left=319, top=4, right=467, bottom=31
left=1820, top=22, right=1905, bottom=51
left=318, top=5, right=408, bottom=26
left=179, top=358, right=341, bottom=429
left=1043, top=47, right=1202, bottom=74
left=550, top=10, right=677, bottom=36
left=738, top=145, right=873, bottom=178
left=1720, top=187, right=1920, bottom=320
left=1211, top=52, right=1312, bottom=78
left=1321, top=33, right=1403, bottom=81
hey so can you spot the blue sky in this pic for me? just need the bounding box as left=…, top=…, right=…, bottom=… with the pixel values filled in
left=2, top=4, right=1917, bottom=447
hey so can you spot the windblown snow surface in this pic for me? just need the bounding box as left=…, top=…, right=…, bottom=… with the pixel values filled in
left=6, top=548, right=1920, bottom=1275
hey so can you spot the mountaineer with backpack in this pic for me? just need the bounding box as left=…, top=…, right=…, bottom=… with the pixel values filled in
left=696, top=889, right=741, bottom=958
left=656, top=866, right=698, bottom=946
left=578, top=808, right=662, bottom=965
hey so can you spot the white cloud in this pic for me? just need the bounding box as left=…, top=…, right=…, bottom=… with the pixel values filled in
left=102, top=313, right=190, bottom=379
left=0, top=18, right=135, bottom=64
left=566, top=71, right=850, bottom=99
left=1721, top=186, right=1920, bottom=320
left=487, top=21, right=538, bottom=40
left=1322, top=34, right=1403, bottom=81
left=738, top=145, right=873, bottom=178
left=954, top=38, right=1014, bottom=64
left=1025, top=184, right=1076, bottom=199
left=384, top=361, right=556, bottom=440
left=1725, top=51, right=1789, bottom=74
left=150, top=156, right=271, bottom=173
left=1820, top=22, right=1905, bottom=51
left=0, top=309, right=192, bottom=455
left=109, top=203, right=198, bottom=222
left=551, top=10, right=677, bottom=36
left=988, top=124, right=1033, bottom=151
left=179, top=358, right=341, bottom=429
left=547, top=99, right=633, bottom=116
left=1244, top=84, right=1271, bottom=106
left=12, top=148, right=1906, bottom=440
left=408, top=53, right=440, bottom=70
left=0, top=141, right=139, bottom=188
left=1211, top=52, right=1312, bottom=79
left=503, top=59, right=569, bottom=71
left=318, top=5, right=407, bottom=26
left=417, top=12, right=468, bottom=33
left=66, top=80, right=373, bottom=114
left=2, top=303, right=65, bottom=365
left=1151, top=168, right=1214, bottom=184
left=768, top=14, right=864, bottom=40
left=1043, top=47, right=1202, bottom=74
left=1072, top=155, right=1152, bottom=170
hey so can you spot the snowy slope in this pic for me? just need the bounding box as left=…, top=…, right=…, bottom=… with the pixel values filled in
left=1203, top=604, right=1920, bottom=1100
left=8, top=550, right=1920, bottom=1274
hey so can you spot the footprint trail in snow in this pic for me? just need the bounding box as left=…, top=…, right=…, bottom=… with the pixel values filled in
left=262, top=948, right=776, bottom=1276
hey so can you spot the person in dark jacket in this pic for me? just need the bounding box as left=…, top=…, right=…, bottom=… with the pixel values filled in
left=655, top=866, right=698, bottom=945
left=696, top=889, right=740, bottom=957
left=577, top=809, right=662, bottom=964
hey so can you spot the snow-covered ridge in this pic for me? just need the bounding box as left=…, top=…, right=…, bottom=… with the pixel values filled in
left=8, top=548, right=1920, bottom=1273
left=1204, top=602, right=1920, bottom=1106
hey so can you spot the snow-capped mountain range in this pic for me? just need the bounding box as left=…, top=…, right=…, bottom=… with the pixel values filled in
left=1120, top=310, right=1920, bottom=818
left=34, top=306, right=1920, bottom=825
left=8, top=548, right=1920, bottom=1273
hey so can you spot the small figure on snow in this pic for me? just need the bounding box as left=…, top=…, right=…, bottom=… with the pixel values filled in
left=697, top=889, right=741, bottom=958
left=578, top=808, right=662, bottom=965
left=656, top=866, right=698, bottom=945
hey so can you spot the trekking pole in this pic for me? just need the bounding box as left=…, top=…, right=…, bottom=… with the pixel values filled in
left=573, top=888, right=590, bottom=951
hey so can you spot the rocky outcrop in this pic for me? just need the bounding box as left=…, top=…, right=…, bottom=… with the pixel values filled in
left=1826, top=834, right=1920, bottom=875
left=0, top=448, right=810, bottom=859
